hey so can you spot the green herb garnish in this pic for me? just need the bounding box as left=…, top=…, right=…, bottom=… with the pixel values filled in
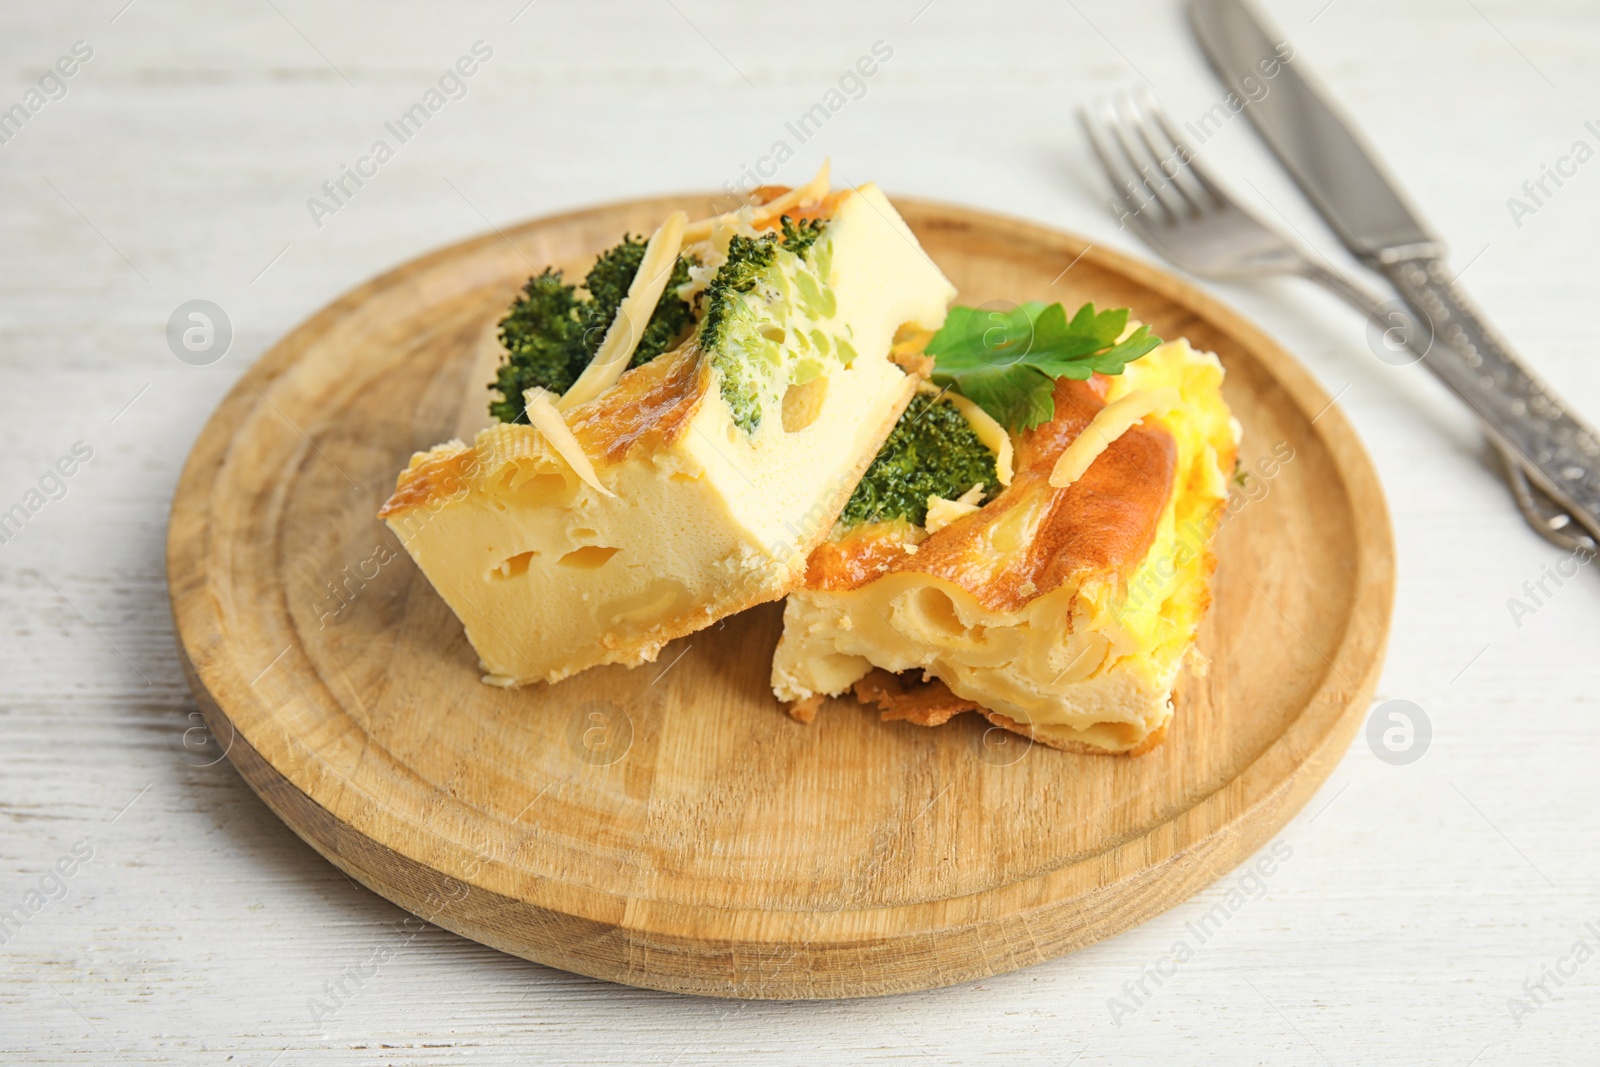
left=926, top=301, right=1160, bottom=431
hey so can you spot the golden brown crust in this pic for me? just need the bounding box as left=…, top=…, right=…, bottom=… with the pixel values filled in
left=786, top=694, right=823, bottom=724
left=804, top=522, right=920, bottom=591
left=378, top=347, right=712, bottom=519
left=888, top=349, right=935, bottom=378
left=566, top=345, right=709, bottom=463
left=377, top=445, right=474, bottom=520
left=805, top=376, right=1178, bottom=613
left=888, top=326, right=938, bottom=378
left=836, top=668, right=1171, bottom=755
left=852, top=669, right=979, bottom=726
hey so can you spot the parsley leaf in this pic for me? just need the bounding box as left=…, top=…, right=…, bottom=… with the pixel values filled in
left=927, top=301, right=1162, bottom=431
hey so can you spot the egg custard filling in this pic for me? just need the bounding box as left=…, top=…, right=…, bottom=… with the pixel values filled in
left=380, top=173, right=957, bottom=686
left=770, top=337, right=1239, bottom=755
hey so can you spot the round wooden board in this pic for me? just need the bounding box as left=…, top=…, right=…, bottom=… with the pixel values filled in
left=168, top=195, right=1394, bottom=1000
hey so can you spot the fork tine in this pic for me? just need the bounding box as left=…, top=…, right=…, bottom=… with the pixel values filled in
left=1097, top=95, right=1190, bottom=223
left=1121, top=91, right=1208, bottom=216
left=1078, top=101, right=1170, bottom=225
left=1135, top=89, right=1227, bottom=206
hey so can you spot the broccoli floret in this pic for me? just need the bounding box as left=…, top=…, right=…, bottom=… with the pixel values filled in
left=700, top=234, right=780, bottom=432
left=490, top=269, right=578, bottom=423
left=840, top=393, right=999, bottom=527
left=569, top=235, right=697, bottom=373
left=489, top=236, right=697, bottom=423
left=700, top=235, right=777, bottom=350
left=778, top=215, right=825, bottom=257
left=700, top=221, right=833, bottom=434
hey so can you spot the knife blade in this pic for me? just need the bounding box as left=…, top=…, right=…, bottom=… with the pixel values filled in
left=1189, top=0, right=1600, bottom=546
left=1188, top=0, right=1441, bottom=263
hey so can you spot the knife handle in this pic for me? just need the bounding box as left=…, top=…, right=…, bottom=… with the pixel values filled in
left=1381, top=256, right=1600, bottom=545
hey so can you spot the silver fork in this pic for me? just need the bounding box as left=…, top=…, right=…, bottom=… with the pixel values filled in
left=1080, top=90, right=1594, bottom=556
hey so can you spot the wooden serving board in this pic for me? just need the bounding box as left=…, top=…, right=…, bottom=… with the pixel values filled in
left=168, top=196, right=1394, bottom=999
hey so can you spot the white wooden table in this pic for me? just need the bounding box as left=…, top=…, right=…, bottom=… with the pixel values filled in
left=4, top=1, right=1597, bottom=1062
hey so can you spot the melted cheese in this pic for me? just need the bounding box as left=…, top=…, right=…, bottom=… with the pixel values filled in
left=1049, top=387, right=1180, bottom=488
left=924, top=484, right=985, bottom=533
left=749, top=159, right=831, bottom=222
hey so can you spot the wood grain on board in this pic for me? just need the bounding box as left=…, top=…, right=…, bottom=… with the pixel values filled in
left=166, top=196, right=1394, bottom=999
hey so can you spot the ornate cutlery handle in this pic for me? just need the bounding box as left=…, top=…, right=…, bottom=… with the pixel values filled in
left=1382, top=256, right=1600, bottom=544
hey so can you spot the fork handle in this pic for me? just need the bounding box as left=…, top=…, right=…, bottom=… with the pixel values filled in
left=1378, top=256, right=1600, bottom=546
left=1295, top=260, right=1596, bottom=554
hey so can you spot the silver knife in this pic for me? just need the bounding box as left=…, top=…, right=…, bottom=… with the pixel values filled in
left=1190, top=0, right=1600, bottom=546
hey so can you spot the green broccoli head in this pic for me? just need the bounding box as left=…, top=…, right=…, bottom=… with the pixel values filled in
left=840, top=392, right=999, bottom=528
left=489, top=236, right=697, bottom=424
left=490, top=269, right=578, bottom=423
left=700, top=219, right=838, bottom=434
left=569, top=235, right=697, bottom=373
left=778, top=215, right=825, bottom=257
left=492, top=216, right=831, bottom=430
left=698, top=234, right=779, bottom=432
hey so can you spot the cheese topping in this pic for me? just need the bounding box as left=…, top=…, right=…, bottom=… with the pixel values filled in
left=683, top=160, right=831, bottom=243
left=749, top=159, right=831, bottom=223
left=924, top=483, right=986, bottom=533
left=1048, top=387, right=1180, bottom=488
left=560, top=211, right=688, bottom=410
left=522, top=387, right=613, bottom=497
